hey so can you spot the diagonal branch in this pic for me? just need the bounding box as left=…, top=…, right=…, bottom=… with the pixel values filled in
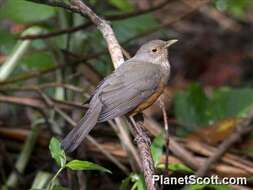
left=26, top=0, right=156, bottom=189
left=36, top=88, right=130, bottom=174
left=26, top=0, right=81, bottom=13
left=196, top=107, right=253, bottom=177
left=69, top=1, right=156, bottom=188
left=20, top=0, right=172, bottom=40
left=70, top=0, right=124, bottom=67
left=130, top=115, right=157, bottom=190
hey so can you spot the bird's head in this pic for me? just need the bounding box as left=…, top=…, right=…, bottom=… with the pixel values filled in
left=134, top=39, right=178, bottom=64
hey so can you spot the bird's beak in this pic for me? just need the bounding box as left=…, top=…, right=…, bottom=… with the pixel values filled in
left=165, top=39, right=178, bottom=48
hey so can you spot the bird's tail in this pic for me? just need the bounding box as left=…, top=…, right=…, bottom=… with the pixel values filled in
left=61, top=96, right=102, bottom=152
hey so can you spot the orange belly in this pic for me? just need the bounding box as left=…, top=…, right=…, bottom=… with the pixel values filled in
left=129, top=81, right=165, bottom=115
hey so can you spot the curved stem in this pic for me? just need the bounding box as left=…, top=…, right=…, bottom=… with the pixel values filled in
left=47, top=167, right=64, bottom=190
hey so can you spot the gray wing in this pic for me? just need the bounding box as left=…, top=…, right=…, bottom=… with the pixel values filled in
left=96, top=61, right=162, bottom=122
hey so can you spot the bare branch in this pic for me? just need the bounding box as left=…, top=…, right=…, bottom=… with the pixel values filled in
left=70, top=0, right=124, bottom=67
left=25, top=0, right=157, bottom=189
left=0, top=94, right=87, bottom=110
left=21, top=0, right=172, bottom=40
left=36, top=88, right=130, bottom=174
left=69, top=1, right=156, bottom=188
left=26, top=0, right=81, bottom=14
left=196, top=107, right=253, bottom=177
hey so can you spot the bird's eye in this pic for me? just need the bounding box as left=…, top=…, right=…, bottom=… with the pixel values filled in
left=152, top=48, right=158, bottom=53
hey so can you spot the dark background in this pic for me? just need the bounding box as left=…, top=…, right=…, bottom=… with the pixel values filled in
left=0, top=0, right=253, bottom=189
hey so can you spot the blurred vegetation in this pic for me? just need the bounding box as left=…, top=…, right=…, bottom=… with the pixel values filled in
left=213, top=0, right=252, bottom=17
left=0, top=0, right=253, bottom=189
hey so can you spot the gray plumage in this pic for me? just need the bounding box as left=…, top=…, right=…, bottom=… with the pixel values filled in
left=62, top=39, right=177, bottom=152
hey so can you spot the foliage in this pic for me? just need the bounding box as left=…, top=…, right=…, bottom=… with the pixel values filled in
left=151, top=134, right=165, bottom=166
left=151, top=134, right=193, bottom=173
left=47, top=137, right=111, bottom=190
left=109, top=0, right=134, bottom=12
left=0, top=0, right=252, bottom=189
left=113, top=14, right=159, bottom=42
left=21, top=52, right=55, bottom=70
left=0, top=29, right=16, bottom=54
left=157, top=163, right=193, bottom=173
left=0, top=0, right=56, bottom=23
left=120, top=134, right=193, bottom=190
left=65, top=160, right=111, bottom=173
left=214, top=0, right=253, bottom=17
left=49, top=137, right=66, bottom=168
left=120, top=173, right=146, bottom=190
left=174, top=84, right=253, bottom=135
left=188, top=184, right=232, bottom=190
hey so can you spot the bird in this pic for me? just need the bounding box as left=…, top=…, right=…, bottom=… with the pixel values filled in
left=62, top=39, right=178, bottom=152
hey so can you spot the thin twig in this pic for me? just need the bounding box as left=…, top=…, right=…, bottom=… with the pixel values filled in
left=196, top=107, right=253, bottom=177
left=21, top=0, right=172, bottom=40
left=125, top=0, right=210, bottom=45
left=36, top=89, right=130, bottom=174
left=109, top=119, right=142, bottom=170
left=0, top=94, right=88, bottom=110
left=69, top=1, right=156, bottom=189
left=70, top=0, right=124, bottom=67
left=184, top=139, right=253, bottom=174
left=3, top=0, right=209, bottom=87
left=0, top=51, right=104, bottom=85
left=87, top=136, right=129, bottom=174
left=169, top=138, right=199, bottom=170
left=159, top=97, right=170, bottom=173
left=2, top=0, right=208, bottom=87
left=19, top=23, right=90, bottom=40
left=1, top=82, right=85, bottom=93
left=26, top=0, right=82, bottom=13
left=7, top=123, right=42, bottom=187
left=141, top=116, right=200, bottom=171
left=26, top=0, right=158, bottom=188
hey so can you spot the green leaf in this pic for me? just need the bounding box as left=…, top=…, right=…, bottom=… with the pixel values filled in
left=130, top=174, right=146, bottom=190
left=214, top=0, right=253, bottom=18
left=208, top=184, right=232, bottom=190
left=174, top=84, right=210, bottom=128
left=120, top=175, right=132, bottom=190
left=21, top=52, right=54, bottom=70
left=112, top=14, right=159, bottom=42
left=210, top=87, right=253, bottom=118
left=187, top=184, right=231, bottom=190
left=109, top=0, right=134, bottom=12
left=0, top=0, right=55, bottom=23
left=52, top=186, right=69, bottom=190
left=65, top=160, right=111, bottom=173
left=0, top=29, right=16, bottom=54
left=157, top=163, right=193, bottom=173
left=187, top=184, right=207, bottom=190
left=49, top=137, right=66, bottom=168
left=120, top=173, right=146, bottom=190
left=0, top=27, right=43, bottom=81
left=151, top=134, right=165, bottom=165
left=174, top=84, right=253, bottom=135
